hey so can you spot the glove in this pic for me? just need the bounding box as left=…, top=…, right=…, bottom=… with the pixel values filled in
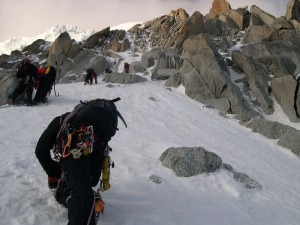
left=48, top=176, right=60, bottom=190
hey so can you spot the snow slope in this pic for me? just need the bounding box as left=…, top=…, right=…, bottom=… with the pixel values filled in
left=0, top=67, right=300, bottom=225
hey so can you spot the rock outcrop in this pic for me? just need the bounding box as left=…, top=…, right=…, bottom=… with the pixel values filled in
left=160, top=147, right=222, bottom=177
left=243, top=118, right=300, bottom=156
left=286, top=0, right=300, bottom=22
left=210, top=0, right=231, bottom=16
left=180, top=34, right=257, bottom=119
left=160, top=146, right=262, bottom=189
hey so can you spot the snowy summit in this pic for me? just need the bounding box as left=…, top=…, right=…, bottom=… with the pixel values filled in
left=0, top=22, right=141, bottom=56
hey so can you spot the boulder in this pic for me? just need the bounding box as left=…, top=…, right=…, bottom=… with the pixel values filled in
left=63, top=49, right=108, bottom=82
left=152, top=68, right=181, bottom=80
left=151, top=50, right=183, bottom=80
left=181, top=33, right=228, bottom=101
left=286, top=0, right=300, bottom=22
left=204, top=18, right=236, bottom=36
left=250, top=5, right=276, bottom=26
left=168, top=8, right=189, bottom=20
left=278, top=129, right=300, bottom=156
left=228, top=8, right=250, bottom=30
left=0, top=73, right=19, bottom=105
left=148, top=175, right=162, bottom=184
left=67, top=42, right=82, bottom=59
left=218, top=14, right=239, bottom=29
left=137, top=48, right=183, bottom=80
left=271, top=75, right=300, bottom=122
left=164, top=72, right=182, bottom=88
left=128, top=61, right=147, bottom=73
left=255, top=56, right=296, bottom=77
left=22, top=39, right=48, bottom=55
left=181, top=34, right=258, bottom=119
left=210, top=0, right=231, bottom=16
left=243, top=118, right=300, bottom=156
left=204, top=98, right=231, bottom=115
left=242, top=25, right=280, bottom=44
left=292, top=19, right=300, bottom=29
left=81, top=27, right=110, bottom=49
left=142, top=11, right=187, bottom=49
left=272, top=17, right=294, bottom=30
left=160, top=147, right=222, bottom=177
left=0, top=51, right=24, bottom=70
left=103, top=72, right=147, bottom=84
left=238, top=40, right=300, bottom=74
left=140, top=48, right=161, bottom=68
left=48, top=32, right=72, bottom=60
left=231, top=51, right=274, bottom=115
left=47, top=32, right=72, bottom=79
left=233, top=170, right=262, bottom=189
left=59, top=59, right=73, bottom=81
left=249, top=14, right=265, bottom=26
left=121, top=38, right=130, bottom=52
left=138, top=9, right=204, bottom=52
left=109, top=42, right=122, bottom=52
left=173, top=11, right=205, bottom=51
left=9, top=50, right=23, bottom=62
left=244, top=118, right=296, bottom=139
left=223, top=164, right=262, bottom=189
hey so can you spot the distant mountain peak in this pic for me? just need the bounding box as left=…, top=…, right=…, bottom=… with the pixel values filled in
left=0, top=22, right=141, bottom=56
left=0, top=24, right=95, bottom=55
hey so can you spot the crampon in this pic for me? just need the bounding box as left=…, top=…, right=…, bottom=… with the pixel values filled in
left=94, top=191, right=105, bottom=223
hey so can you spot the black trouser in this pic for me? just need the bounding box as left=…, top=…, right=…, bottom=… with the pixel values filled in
left=58, top=155, right=96, bottom=225
left=34, top=80, right=52, bottom=103
left=84, top=75, right=93, bottom=85
left=11, top=81, right=34, bottom=104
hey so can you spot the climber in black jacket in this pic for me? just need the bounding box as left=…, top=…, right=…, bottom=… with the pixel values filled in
left=35, top=98, right=126, bottom=225
left=8, top=58, right=38, bottom=105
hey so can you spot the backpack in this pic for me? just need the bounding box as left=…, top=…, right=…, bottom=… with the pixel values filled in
left=38, top=66, right=56, bottom=83
left=55, top=97, right=127, bottom=159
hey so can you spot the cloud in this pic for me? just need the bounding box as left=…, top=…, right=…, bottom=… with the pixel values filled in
left=0, top=0, right=290, bottom=42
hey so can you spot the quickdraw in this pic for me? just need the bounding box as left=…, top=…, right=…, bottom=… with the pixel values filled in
left=59, top=125, right=95, bottom=159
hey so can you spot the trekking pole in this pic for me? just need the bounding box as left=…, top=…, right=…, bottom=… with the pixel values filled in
left=54, top=61, right=60, bottom=97
left=53, top=82, right=59, bottom=97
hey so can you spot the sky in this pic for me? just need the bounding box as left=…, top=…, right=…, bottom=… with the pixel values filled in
left=0, top=29, right=300, bottom=225
left=0, top=0, right=290, bottom=42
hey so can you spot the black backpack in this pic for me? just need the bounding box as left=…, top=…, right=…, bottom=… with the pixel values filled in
left=47, top=66, right=56, bottom=83
left=55, top=98, right=127, bottom=158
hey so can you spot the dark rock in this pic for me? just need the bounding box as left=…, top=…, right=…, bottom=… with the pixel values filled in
left=160, top=147, right=222, bottom=177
